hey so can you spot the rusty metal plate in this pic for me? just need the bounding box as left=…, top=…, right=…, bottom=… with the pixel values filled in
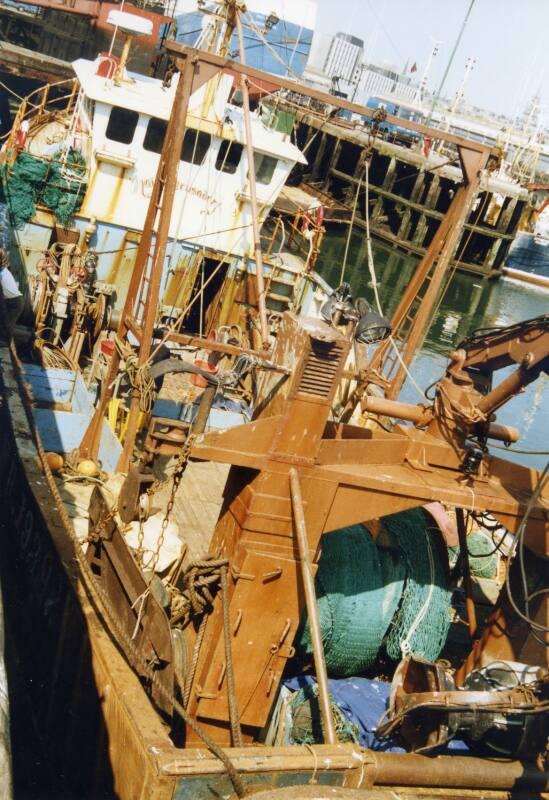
left=87, top=487, right=174, bottom=716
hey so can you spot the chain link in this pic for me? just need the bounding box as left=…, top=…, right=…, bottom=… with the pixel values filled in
left=147, top=433, right=196, bottom=578
left=87, top=500, right=118, bottom=545
left=136, top=502, right=146, bottom=567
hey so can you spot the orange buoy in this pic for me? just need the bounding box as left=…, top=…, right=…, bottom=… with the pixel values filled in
left=45, top=452, right=64, bottom=472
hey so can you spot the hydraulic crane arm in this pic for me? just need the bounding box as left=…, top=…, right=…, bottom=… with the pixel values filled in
left=452, top=314, right=549, bottom=419
left=457, top=314, right=549, bottom=373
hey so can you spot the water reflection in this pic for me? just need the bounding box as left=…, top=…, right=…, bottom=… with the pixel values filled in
left=316, top=230, right=549, bottom=470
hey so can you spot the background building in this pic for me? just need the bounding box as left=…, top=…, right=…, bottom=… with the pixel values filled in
left=355, top=63, right=416, bottom=104
left=323, top=32, right=363, bottom=87
left=303, top=30, right=363, bottom=97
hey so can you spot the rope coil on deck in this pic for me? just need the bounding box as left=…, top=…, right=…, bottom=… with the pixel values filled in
left=170, top=556, right=229, bottom=627
left=114, top=335, right=156, bottom=414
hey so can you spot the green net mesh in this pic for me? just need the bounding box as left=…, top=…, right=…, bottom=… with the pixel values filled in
left=384, top=508, right=452, bottom=662
left=2, top=149, right=87, bottom=228
left=297, top=509, right=452, bottom=676
left=296, top=524, right=405, bottom=677
left=448, top=529, right=498, bottom=579
left=289, top=684, right=360, bottom=745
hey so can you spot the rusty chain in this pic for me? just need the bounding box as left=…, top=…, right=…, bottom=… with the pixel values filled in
left=146, top=433, right=197, bottom=579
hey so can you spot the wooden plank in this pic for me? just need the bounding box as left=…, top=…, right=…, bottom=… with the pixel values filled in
left=0, top=41, right=72, bottom=82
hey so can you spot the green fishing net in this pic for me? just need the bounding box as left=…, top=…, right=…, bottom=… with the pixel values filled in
left=448, top=529, right=498, bottom=579
left=3, top=148, right=86, bottom=228
left=297, top=509, right=453, bottom=676
left=384, top=508, right=453, bottom=662
left=296, top=523, right=405, bottom=676
left=289, top=684, right=359, bottom=745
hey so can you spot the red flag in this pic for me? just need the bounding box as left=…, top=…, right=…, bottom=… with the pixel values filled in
left=410, top=62, right=418, bottom=73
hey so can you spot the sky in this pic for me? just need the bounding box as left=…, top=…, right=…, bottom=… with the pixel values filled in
left=316, top=0, right=548, bottom=122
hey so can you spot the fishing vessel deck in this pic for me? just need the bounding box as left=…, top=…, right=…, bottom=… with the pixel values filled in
left=0, top=11, right=547, bottom=800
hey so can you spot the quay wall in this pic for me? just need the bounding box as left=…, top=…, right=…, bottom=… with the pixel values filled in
left=289, top=107, right=529, bottom=277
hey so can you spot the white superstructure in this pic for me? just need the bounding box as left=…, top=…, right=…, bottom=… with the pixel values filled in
left=9, top=53, right=307, bottom=312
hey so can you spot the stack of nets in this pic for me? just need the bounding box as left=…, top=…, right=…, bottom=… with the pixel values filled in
left=3, top=148, right=87, bottom=228
left=297, top=523, right=406, bottom=676
left=297, top=508, right=453, bottom=675
left=449, top=529, right=498, bottom=579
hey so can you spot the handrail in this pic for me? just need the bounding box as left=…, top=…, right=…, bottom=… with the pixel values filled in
left=0, top=78, right=80, bottom=167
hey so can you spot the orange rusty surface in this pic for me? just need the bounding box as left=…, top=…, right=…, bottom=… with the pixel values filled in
left=183, top=313, right=548, bottom=742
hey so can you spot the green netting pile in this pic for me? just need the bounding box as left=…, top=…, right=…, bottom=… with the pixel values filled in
left=448, top=530, right=498, bottom=579
left=297, top=524, right=406, bottom=676
left=384, top=508, right=453, bottom=662
left=296, top=509, right=453, bottom=676
left=3, top=148, right=87, bottom=228
left=289, top=683, right=359, bottom=745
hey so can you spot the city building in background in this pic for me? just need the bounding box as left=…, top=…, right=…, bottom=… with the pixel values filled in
left=323, top=32, right=364, bottom=91
left=355, top=62, right=416, bottom=104
left=302, top=30, right=363, bottom=97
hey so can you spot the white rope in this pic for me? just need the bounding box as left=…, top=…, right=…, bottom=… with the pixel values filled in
left=400, top=532, right=435, bottom=656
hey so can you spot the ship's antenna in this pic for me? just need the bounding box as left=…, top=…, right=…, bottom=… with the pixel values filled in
left=426, top=0, right=477, bottom=125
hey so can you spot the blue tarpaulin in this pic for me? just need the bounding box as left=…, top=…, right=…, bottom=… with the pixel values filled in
left=285, top=675, right=469, bottom=753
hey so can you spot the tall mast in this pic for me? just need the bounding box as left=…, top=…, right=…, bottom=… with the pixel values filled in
left=426, top=0, right=477, bottom=125
left=413, top=40, right=440, bottom=105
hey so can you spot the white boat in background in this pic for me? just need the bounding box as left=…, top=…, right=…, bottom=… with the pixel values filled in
left=504, top=195, right=549, bottom=285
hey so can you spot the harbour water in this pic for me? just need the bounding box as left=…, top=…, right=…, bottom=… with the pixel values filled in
left=317, top=230, right=548, bottom=471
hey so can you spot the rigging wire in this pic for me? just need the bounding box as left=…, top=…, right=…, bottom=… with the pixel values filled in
left=504, top=460, right=549, bottom=643
left=339, top=166, right=363, bottom=285
left=242, top=14, right=303, bottom=82
left=361, top=159, right=427, bottom=400
left=489, top=443, right=549, bottom=457
left=424, top=189, right=492, bottom=332
left=148, top=168, right=286, bottom=362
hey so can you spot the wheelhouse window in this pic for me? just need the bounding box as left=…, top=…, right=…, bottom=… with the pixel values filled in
left=143, top=117, right=167, bottom=154
left=215, top=140, right=243, bottom=174
left=105, top=106, right=139, bottom=144
left=254, top=152, right=277, bottom=185
left=181, top=129, right=211, bottom=165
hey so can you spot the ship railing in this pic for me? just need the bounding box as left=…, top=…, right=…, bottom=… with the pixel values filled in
left=0, top=78, right=80, bottom=168
left=262, top=211, right=321, bottom=264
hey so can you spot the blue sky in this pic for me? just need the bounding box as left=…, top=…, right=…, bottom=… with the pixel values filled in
left=316, top=0, right=547, bottom=120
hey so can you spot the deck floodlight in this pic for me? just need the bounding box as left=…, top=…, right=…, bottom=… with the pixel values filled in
left=354, top=298, right=391, bottom=344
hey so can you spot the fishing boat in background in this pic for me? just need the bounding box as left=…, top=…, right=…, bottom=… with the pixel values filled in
left=0, top=3, right=548, bottom=799
left=504, top=183, right=549, bottom=288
